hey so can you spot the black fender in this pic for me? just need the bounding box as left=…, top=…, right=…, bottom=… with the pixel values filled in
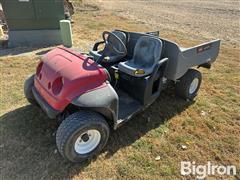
left=71, top=83, right=119, bottom=129
left=24, top=74, right=36, bottom=104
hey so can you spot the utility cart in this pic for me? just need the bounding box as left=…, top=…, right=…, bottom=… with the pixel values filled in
left=24, top=30, right=220, bottom=162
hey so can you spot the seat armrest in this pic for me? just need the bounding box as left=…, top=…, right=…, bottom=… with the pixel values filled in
left=151, top=58, right=168, bottom=80
left=93, top=41, right=105, bottom=51
left=158, top=58, right=168, bottom=66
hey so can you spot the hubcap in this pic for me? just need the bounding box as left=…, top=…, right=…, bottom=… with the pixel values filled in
left=189, top=78, right=199, bottom=94
left=74, top=130, right=101, bottom=154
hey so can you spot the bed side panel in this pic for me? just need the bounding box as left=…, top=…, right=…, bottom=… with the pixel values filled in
left=182, top=40, right=221, bottom=64
left=164, top=40, right=220, bottom=80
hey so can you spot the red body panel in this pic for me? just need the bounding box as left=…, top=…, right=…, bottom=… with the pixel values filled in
left=34, top=46, right=108, bottom=111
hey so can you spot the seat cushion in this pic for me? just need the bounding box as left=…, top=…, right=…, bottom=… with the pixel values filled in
left=118, top=60, right=154, bottom=77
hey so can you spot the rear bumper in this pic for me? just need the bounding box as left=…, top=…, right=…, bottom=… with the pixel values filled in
left=32, top=87, right=61, bottom=119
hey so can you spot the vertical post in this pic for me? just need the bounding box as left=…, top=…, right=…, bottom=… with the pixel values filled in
left=60, top=20, right=73, bottom=48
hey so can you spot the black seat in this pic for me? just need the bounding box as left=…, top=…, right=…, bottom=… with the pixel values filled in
left=118, top=36, right=162, bottom=77
left=89, top=31, right=127, bottom=64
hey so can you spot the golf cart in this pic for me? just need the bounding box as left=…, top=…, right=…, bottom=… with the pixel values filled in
left=24, top=30, right=220, bottom=162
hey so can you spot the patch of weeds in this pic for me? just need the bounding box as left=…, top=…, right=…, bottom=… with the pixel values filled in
left=212, top=114, right=227, bottom=123
left=159, top=164, right=177, bottom=177
left=85, top=21, right=105, bottom=29
left=116, top=163, right=132, bottom=178
left=132, top=139, right=154, bottom=152
left=182, top=118, right=196, bottom=130
left=220, top=136, right=240, bottom=153
left=128, top=154, right=157, bottom=174
left=155, top=142, right=176, bottom=157
left=174, top=135, right=192, bottom=144
left=148, top=124, right=169, bottom=138
left=225, top=87, right=239, bottom=100
left=210, top=140, right=224, bottom=153
left=195, top=98, right=211, bottom=108
left=205, top=120, right=217, bottom=132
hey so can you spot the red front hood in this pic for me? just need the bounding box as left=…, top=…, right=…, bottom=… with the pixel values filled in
left=34, top=46, right=108, bottom=111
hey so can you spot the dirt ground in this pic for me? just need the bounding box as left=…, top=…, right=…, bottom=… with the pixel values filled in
left=93, top=0, right=240, bottom=45
left=0, top=0, right=239, bottom=179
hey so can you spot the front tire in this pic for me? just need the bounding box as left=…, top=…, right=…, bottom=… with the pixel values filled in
left=56, top=111, right=110, bottom=162
left=24, top=74, right=37, bottom=105
left=175, top=69, right=202, bottom=100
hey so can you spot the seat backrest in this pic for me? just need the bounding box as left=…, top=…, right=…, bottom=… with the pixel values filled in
left=132, top=36, right=162, bottom=68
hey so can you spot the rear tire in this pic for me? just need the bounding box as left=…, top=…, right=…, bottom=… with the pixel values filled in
left=24, top=74, right=37, bottom=105
left=175, top=69, right=202, bottom=100
left=56, top=111, right=110, bottom=162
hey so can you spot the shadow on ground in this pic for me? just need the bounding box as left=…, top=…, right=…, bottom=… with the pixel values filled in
left=0, top=90, right=193, bottom=179
left=0, top=47, right=52, bottom=57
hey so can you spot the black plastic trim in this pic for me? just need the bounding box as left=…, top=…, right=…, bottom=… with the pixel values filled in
left=32, top=87, right=61, bottom=119
left=198, top=62, right=211, bottom=69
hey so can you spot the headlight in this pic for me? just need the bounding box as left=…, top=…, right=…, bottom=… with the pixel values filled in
left=52, top=77, right=64, bottom=95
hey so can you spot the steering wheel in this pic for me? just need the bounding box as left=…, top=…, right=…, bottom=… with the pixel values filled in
left=96, top=31, right=127, bottom=63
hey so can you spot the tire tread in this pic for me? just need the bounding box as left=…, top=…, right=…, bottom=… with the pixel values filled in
left=175, top=69, right=202, bottom=100
left=56, top=111, right=109, bottom=161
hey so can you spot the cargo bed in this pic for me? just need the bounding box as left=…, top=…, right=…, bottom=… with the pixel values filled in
left=160, top=38, right=221, bottom=80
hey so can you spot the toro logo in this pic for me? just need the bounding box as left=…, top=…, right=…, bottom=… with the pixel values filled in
left=197, top=43, right=212, bottom=53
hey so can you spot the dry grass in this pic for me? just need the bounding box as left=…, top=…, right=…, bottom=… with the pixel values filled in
left=0, top=1, right=240, bottom=179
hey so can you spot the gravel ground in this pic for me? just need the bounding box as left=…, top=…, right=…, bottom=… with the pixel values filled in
left=92, top=0, right=240, bottom=45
